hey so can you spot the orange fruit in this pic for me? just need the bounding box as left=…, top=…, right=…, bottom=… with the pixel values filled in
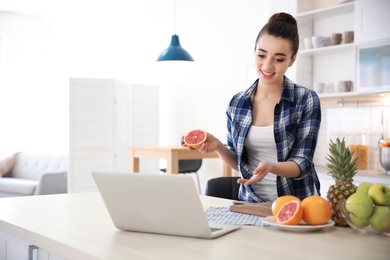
left=301, top=195, right=332, bottom=225
left=275, top=200, right=303, bottom=225
left=271, top=195, right=301, bottom=216
left=184, top=129, right=207, bottom=148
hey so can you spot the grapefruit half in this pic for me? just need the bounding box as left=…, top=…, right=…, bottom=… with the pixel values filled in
left=271, top=195, right=301, bottom=216
left=276, top=200, right=303, bottom=225
left=184, top=129, right=207, bottom=148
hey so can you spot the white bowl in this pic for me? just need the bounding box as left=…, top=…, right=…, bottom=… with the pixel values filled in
left=311, top=36, right=330, bottom=48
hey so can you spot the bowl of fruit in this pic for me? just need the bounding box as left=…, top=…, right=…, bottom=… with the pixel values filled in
left=339, top=182, right=390, bottom=235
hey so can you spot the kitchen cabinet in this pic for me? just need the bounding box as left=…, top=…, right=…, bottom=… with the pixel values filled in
left=295, top=1, right=356, bottom=97
left=0, top=233, right=64, bottom=260
left=357, top=41, right=390, bottom=93
left=294, top=0, right=390, bottom=97
left=69, top=78, right=159, bottom=193
left=355, top=0, right=390, bottom=43
left=317, top=166, right=390, bottom=198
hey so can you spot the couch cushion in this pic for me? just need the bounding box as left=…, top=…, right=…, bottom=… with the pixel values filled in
left=0, top=152, right=18, bottom=177
left=11, top=152, right=68, bottom=180
left=0, top=178, right=37, bottom=195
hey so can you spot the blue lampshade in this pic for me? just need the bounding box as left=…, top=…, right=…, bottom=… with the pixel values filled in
left=156, top=35, right=194, bottom=62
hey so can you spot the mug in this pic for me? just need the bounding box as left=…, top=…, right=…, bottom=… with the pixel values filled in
left=344, top=31, right=354, bottom=44
left=313, top=82, right=325, bottom=93
left=331, top=33, right=342, bottom=45
left=338, top=80, right=353, bottom=92
left=304, top=38, right=313, bottom=49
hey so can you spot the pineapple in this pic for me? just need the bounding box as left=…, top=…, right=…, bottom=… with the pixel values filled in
left=326, top=138, right=358, bottom=227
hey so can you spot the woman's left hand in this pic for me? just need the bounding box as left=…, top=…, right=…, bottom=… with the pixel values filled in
left=237, top=161, right=274, bottom=186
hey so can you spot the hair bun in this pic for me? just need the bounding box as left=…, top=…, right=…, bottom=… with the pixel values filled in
left=268, top=12, right=297, bottom=26
left=255, top=12, right=299, bottom=57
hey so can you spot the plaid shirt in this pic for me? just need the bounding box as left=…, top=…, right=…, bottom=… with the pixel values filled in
left=226, top=76, right=321, bottom=202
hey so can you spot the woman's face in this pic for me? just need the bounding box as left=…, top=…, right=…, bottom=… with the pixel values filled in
left=254, top=34, right=296, bottom=86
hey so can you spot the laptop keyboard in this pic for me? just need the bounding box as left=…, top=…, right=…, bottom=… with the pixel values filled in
left=210, top=227, right=222, bottom=233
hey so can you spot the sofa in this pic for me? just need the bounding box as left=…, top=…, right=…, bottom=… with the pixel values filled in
left=0, top=152, right=68, bottom=197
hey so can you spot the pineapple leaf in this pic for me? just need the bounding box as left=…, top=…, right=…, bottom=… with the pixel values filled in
left=326, top=137, right=357, bottom=181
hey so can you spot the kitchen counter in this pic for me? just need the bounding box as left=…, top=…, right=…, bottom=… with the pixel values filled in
left=315, top=166, right=390, bottom=197
left=316, top=165, right=390, bottom=184
left=0, top=192, right=389, bottom=259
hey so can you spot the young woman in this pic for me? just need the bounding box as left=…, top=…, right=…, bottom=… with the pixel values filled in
left=189, top=12, right=322, bottom=202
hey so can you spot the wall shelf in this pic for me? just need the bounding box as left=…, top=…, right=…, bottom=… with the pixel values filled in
left=295, top=0, right=356, bottom=97
left=299, top=43, right=354, bottom=56
left=296, top=2, right=355, bottom=19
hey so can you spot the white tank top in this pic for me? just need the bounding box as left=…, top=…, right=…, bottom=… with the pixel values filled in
left=244, top=125, right=278, bottom=201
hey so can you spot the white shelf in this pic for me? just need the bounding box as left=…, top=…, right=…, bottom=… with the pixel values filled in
left=296, top=2, right=355, bottom=20
left=318, top=91, right=357, bottom=99
left=295, top=0, right=356, bottom=98
left=299, top=43, right=354, bottom=56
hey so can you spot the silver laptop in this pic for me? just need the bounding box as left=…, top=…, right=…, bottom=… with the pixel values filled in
left=92, top=172, right=240, bottom=239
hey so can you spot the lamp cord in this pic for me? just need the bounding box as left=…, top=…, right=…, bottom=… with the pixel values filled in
left=173, top=0, right=176, bottom=34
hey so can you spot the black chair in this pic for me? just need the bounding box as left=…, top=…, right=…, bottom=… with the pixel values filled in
left=160, top=136, right=202, bottom=192
left=205, top=176, right=240, bottom=200
left=160, top=159, right=202, bottom=192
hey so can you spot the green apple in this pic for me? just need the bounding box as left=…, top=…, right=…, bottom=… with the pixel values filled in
left=350, top=214, right=370, bottom=228
left=356, top=182, right=373, bottom=194
left=368, top=184, right=390, bottom=206
left=346, top=193, right=374, bottom=219
left=369, top=206, right=390, bottom=233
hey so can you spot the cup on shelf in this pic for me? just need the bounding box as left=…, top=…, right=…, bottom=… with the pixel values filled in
left=337, top=80, right=354, bottom=92
left=325, top=37, right=332, bottom=46
left=344, top=31, right=354, bottom=43
left=311, top=36, right=329, bottom=48
left=331, top=33, right=342, bottom=45
left=325, top=83, right=336, bottom=93
left=304, top=38, right=313, bottom=49
left=313, top=82, right=325, bottom=94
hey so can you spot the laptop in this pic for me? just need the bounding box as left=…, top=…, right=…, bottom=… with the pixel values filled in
left=92, top=172, right=240, bottom=239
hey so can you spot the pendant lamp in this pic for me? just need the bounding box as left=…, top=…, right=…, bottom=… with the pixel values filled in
left=156, top=0, right=194, bottom=62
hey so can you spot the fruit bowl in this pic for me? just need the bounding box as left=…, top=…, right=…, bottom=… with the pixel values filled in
left=339, top=200, right=390, bottom=235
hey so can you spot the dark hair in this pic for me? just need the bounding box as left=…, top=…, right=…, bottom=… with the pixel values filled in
left=255, top=12, right=299, bottom=57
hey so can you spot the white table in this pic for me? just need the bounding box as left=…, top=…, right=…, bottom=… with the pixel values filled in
left=0, top=193, right=389, bottom=259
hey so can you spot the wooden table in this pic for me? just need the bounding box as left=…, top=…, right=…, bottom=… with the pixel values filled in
left=0, top=193, right=389, bottom=260
left=129, top=145, right=232, bottom=176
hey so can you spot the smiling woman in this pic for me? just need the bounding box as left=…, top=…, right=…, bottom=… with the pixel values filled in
left=190, top=12, right=322, bottom=202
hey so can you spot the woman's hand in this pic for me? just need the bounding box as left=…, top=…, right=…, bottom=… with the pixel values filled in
left=183, top=131, right=239, bottom=171
left=238, top=161, right=274, bottom=186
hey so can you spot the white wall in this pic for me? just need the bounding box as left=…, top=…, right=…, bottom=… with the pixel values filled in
left=0, top=0, right=292, bottom=151
left=0, top=11, right=66, bottom=152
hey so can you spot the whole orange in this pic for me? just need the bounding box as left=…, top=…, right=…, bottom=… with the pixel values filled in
left=301, top=195, right=332, bottom=225
left=271, top=195, right=301, bottom=216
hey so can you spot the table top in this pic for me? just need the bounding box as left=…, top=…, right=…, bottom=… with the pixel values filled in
left=0, top=193, right=389, bottom=260
left=130, top=145, right=187, bottom=151
left=129, top=145, right=219, bottom=159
